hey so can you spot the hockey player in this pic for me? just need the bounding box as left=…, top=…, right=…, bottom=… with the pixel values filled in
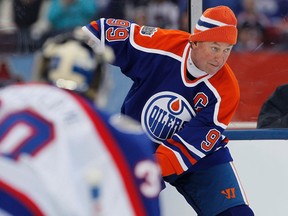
left=82, top=6, right=254, bottom=216
left=0, top=31, right=161, bottom=216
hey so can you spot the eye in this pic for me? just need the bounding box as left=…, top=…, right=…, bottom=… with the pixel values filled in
left=211, top=47, right=218, bottom=52
left=224, top=48, right=232, bottom=53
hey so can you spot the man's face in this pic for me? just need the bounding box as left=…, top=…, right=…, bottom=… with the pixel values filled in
left=191, top=41, right=233, bottom=75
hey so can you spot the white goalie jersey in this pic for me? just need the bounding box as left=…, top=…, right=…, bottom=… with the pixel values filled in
left=0, top=83, right=161, bottom=216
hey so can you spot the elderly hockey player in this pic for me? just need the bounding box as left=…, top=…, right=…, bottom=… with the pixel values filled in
left=83, top=5, right=254, bottom=216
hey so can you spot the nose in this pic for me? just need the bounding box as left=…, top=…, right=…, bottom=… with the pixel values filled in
left=214, top=52, right=224, bottom=65
left=216, top=50, right=228, bottom=64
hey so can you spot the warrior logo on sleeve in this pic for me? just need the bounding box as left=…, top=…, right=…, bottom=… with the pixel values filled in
left=141, top=91, right=195, bottom=143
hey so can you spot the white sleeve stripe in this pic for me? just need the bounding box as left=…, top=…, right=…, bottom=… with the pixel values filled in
left=174, top=134, right=206, bottom=158
left=100, top=18, right=106, bottom=48
left=205, top=80, right=227, bottom=129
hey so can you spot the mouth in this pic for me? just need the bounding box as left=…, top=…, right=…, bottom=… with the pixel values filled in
left=209, top=63, right=219, bottom=68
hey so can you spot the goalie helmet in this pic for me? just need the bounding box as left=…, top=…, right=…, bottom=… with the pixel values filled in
left=33, top=28, right=114, bottom=101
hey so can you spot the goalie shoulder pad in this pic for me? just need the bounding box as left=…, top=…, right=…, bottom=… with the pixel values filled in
left=109, top=113, right=144, bottom=134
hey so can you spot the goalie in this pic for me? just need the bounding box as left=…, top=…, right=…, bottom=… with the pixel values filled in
left=0, top=30, right=161, bottom=216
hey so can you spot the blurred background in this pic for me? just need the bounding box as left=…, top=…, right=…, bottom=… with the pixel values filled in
left=0, top=0, right=287, bottom=129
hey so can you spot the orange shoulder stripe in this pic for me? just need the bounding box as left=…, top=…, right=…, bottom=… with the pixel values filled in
left=133, top=25, right=189, bottom=57
left=209, top=64, right=240, bottom=125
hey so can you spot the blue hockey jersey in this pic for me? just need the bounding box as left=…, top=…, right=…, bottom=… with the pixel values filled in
left=82, top=18, right=240, bottom=182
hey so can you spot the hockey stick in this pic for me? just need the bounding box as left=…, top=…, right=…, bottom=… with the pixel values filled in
left=188, top=0, right=203, bottom=33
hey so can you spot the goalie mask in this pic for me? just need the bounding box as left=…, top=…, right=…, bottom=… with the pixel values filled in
left=33, top=28, right=114, bottom=101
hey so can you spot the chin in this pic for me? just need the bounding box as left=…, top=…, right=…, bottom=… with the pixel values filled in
left=206, top=69, right=218, bottom=75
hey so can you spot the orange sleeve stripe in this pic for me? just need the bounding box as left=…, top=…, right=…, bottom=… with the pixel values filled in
left=167, top=138, right=197, bottom=165
left=90, top=21, right=99, bottom=31
left=155, top=145, right=185, bottom=176
left=223, top=136, right=229, bottom=143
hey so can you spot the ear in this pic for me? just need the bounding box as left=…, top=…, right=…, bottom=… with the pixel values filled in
left=190, top=41, right=197, bottom=49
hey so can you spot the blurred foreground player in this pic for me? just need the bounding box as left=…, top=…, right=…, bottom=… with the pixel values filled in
left=0, top=31, right=161, bottom=216
left=0, top=60, right=23, bottom=87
